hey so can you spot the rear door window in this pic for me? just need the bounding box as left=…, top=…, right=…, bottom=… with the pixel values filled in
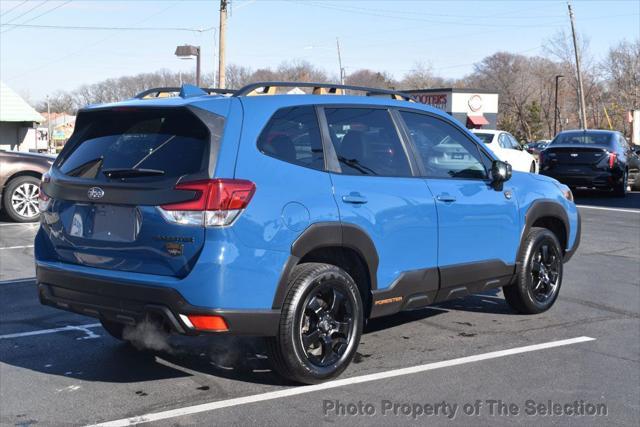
left=256, top=106, right=324, bottom=170
left=57, top=109, right=213, bottom=182
left=324, top=108, right=412, bottom=177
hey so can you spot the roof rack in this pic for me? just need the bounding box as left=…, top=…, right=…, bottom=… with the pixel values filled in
left=134, top=86, right=236, bottom=99
left=233, top=81, right=415, bottom=102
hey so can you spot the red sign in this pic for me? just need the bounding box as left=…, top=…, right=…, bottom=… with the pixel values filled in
left=413, top=93, right=448, bottom=110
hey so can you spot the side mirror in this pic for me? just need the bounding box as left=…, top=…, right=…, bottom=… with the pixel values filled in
left=491, top=160, right=512, bottom=185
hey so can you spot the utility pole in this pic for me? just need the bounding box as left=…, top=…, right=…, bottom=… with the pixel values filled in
left=336, top=37, right=345, bottom=85
left=218, top=0, right=228, bottom=88
left=554, top=75, right=564, bottom=136
left=568, top=2, right=587, bottom=129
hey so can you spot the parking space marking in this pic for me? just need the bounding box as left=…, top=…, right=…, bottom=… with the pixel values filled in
left=0, top=245, right=34, bottom=250
left=0, top=323, right=101, bottom=340
left=91, top=336, right=595, bottom=427
left=577, top=205, right=640, bottom=214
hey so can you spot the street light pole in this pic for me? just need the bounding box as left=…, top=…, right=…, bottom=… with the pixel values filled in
left=46, top=95, right=52, bottom=153
left=554, top=75, right=564, bottom=136
left=195, top=46, right=201, bottom=87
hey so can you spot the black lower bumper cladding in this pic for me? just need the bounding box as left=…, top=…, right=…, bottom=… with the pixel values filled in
left=36, top=266, right=280, bottom=336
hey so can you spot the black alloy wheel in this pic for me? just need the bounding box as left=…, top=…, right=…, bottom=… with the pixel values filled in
left=504, top=227, right=564, bottom=314
left=299, top=285, right=354, bottom=368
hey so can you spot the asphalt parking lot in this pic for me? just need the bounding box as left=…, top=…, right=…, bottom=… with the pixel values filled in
left=0, top=191, right=638, bottom=426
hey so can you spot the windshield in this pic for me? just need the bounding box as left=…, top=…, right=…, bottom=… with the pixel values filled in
left=550, top=132, right=614, bottom=147
left=57, top=109, right=214, bottom=182
left=473, top=133, right=494, bottom=144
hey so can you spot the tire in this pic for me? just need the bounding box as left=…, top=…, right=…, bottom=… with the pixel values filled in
left=529, top=161, right=536, bottom=173
left=2, top=175, right=41, bottom=222
left=100, top=318, right=126, bottom=341
left=266, top=263, right=363, bottom=384
left=503, top=227, right=563, bottom=314
left=612, top=170, right=628, bottom=197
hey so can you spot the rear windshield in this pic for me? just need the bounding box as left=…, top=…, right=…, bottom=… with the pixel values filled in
left=550, top=132, right=614, bottom=147
left=473, top=133, right=494, bottom=144
left=57, top=109, right=212, bottom=181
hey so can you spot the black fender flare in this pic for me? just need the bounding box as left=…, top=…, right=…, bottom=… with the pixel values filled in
left=520, top=199, right=575, bottom=264
left=271, top=222, right=379, bottom=309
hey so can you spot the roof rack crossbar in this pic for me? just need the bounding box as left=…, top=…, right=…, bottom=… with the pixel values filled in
left=134, top=87, right=236, bottom=99
left=233, top=81, right=415, bottom=101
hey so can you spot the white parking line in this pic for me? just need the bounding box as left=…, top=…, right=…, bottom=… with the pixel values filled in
left=0, top=245, right=34, bottom=250
left=90, top=336, right=595, bottom=427
left=577, top=205, right=640, bottom=214
left=0, top=323, right=101, bottom=339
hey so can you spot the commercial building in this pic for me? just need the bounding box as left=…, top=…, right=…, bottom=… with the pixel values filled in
left=406, top=88, right=499, bottom=130
left=0, top=81, right=45, bottom=152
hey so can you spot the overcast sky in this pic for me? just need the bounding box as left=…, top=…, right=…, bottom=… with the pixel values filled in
left=1, top=0, right=638, bottom=102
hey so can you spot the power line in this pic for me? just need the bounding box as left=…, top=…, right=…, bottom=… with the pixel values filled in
left=1, top=23, right=214, bottom=32
left=0, top=0, right=28, bottom=18
left=1, top=1, right=72, bottom=34
left=1, top=0, right=47, bottom=25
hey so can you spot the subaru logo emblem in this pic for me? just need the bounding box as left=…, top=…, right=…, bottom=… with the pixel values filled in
left=87, top=187, right=104, bottom=200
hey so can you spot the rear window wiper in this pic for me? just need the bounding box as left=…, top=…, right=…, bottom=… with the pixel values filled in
left=102, top=168, right=165, bottom=179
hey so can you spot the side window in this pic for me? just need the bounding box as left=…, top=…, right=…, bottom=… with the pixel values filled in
left=324, top=108, right=412, bottom=177
left=498, top=133, right=509, bottom=149
left=257, top=106, right=324, bottom=170
left=400, top=111, right=488, bottom=180
left=508, top=134, right=520, bottom=149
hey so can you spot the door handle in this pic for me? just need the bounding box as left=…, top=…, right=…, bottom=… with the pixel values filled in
left=436, top=194, right=457, bottom=203
left=342, top=193, right=368, bottom=204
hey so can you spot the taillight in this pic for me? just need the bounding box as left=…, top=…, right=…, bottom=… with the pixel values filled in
left=159, top=179, right=256, bottom=227
left=38, top=173, right=51, bottom=212
left=608, top=152, right=617, bottom=169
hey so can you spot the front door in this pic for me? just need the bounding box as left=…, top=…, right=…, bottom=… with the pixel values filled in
left=398, top=110, right=520, bottom=298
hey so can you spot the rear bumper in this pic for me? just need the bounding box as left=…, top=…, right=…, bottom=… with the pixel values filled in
left=541, top=170, right=620, bottom=188
left=37, top=266, right=280, bottom=336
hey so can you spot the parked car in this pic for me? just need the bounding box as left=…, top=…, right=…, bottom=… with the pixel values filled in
left=525, top=140, right=550, bottom=156
left=471, top=129, right=538, bottom=173
left=540, top=129, right=639, bottom=196
left=36, top=82, right=580, bottom=384
left=0, top=150, right=55, bottom=222
left=628, top=145, right=640, bottom=191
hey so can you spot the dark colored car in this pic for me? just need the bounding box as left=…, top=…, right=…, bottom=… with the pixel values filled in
left=540, top=130, right=638, bottom=197
left=0, top=150, right=55, bottom=222
left=525, top=140, right=550, bottom=156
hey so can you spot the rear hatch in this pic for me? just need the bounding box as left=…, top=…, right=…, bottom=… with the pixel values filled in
left=40, top=107, right=224, bottom=278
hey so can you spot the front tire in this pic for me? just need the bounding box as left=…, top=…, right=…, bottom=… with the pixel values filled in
left=529, top=161, right=536, bottom=173
left=267, top=263, right=363, bottom=384
left=504, top=227, right=563, bottom=314
left=2, top=176, right=41, bottom=222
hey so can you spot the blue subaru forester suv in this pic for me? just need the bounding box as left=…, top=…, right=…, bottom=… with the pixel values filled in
left=36, top=82, right=580, bottom=384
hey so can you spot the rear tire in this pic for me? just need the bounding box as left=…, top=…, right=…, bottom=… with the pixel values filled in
left=2, top=176, right=41, bottom=222
left=267, top=263, right=363, bottom=384
left=612, top=171, right=627, bottom=197
left=504, top=227, right=563, bottom=314
left=100, top=319, right=126, bottom=341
